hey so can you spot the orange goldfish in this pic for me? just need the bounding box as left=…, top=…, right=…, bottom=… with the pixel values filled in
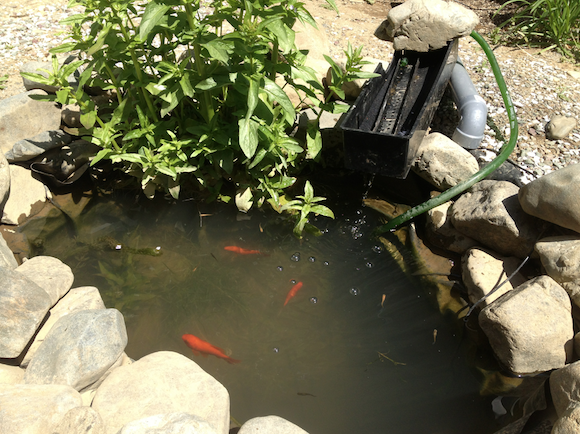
left=284, top=281, right=303, bottom=306
left=182, top=334, right=241, bottom=364
left=224, top=246, right=265, bottom=255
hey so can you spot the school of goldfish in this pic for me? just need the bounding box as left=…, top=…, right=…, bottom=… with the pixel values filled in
left=183, top=245, right=306, bottom=364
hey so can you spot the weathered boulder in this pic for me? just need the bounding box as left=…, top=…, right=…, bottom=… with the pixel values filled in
left=550, top=360, right=580, bottom=417
left=16, top=256, right=74, bottom=306
left=0, top=231, right=18, bottom=269
left=425, top=200, right=479, bottom=254
left=374, top=0, right=479, bottom=52
left=0, top=90, right=62, bottom=155
left=0, top=383, right=82, bottom=434
left=24, top=309, right=128, bottom=391
left=0, top=268, right=51, bottom=358
left=117, top=412, right=217, bottom=434
left=92, top=351, right=230, bottom=434
left=5, top=130, right=72, bottom=163
left=412, top=132, right=480, bottom=190
left=0, top=150, right=9, bottom=213
left=238, top=416, right=309, bottom=434
left=535, top=235, right=580, bottom=308
left=21, top=286, right=106, bottom=368
left=461, top=247, right=527, bottom=307
left=546, top=115, right=577, bottom=140
left=519, top=164, right=580, bottom=234
left=51, top=406, right=106, bottom=434
left=450, top=180, right=545, bottom=258
left=552, top=403, right=580, bottom=434
left=0, top=363, right=25, bottom=384
left=2, top=165, right=49, bottom=225
left=62, top=104, right=82, bottom=128
left=479, top=276, right=573, bottom=374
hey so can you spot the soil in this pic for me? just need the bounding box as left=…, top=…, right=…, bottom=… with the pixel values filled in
left=1, top=0, right=579, bottom=180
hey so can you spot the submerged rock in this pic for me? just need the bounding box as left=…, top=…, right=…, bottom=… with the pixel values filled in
left=479, top=275, right=573, bottom=375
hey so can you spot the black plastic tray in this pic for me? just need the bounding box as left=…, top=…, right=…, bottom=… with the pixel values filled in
left=341, top=39, right=458, bottom=178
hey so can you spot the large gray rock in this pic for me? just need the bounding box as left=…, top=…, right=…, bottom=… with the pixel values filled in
left=0, top=90, right=62, bottom=155
left=0, top=231, right=18, bottom=269
left=0, top=268, right=52, bottom=358
left=92, top=351, right=230, bottom=434
left=519, top=164, right=580, bottom=234
left=2, top=165, right=49, bottom=225
left=425, top=201, right=479, bottom=254
left=24, top=309, right=128, bottom=391
left=117, top=412, right=217, bottom=434
left=462, top=247, right=527, bottom=308
left=450, top=180, right=545, bottom=258
left=0, top=150, right=9, bottom=213
left=412, top=132, right=480, bottom=190
left=374, top=0, right=479, bottom=52
left=21, top=286, right=106, bottom=368
left=0, top=383, right=82, bottom=434
left=479, top=276, right=573, bottom=375
left=552, top=403, right=580, bottom=434
left=238, top=416, right=309, bottom=434
left=16, top=256, right=74, bottom=306
left=535, top=235, right=580, bottom=308
left=51, top=406, right=106, bottom=434
left=5, top=130, right=72, bottom=163
left=550, top=360, right=580, bottom=417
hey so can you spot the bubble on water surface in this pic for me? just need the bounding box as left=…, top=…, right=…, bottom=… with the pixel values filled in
left=290, top=279, right=297, bottom=284
left=115, top=245, right=122, bottom=250
left=308, top=256, right=315, bottom=262
left=290, top=252, right=301, bottom=262
left=323, top=261, right=330, bottom=266
left=310, top=297, right=318, bottom=304
left=273, top=347, right=279, bottom=353
left=277, top=266, right=283, bottom=271
left=372, top=245, right=384, bottom=254
left=350, top=287, right=360, bottom=296
left=366, top=262, right=373, bottom=268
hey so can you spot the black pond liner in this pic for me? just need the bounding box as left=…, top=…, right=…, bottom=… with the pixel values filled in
left=341, top=39, right=459, bottom=178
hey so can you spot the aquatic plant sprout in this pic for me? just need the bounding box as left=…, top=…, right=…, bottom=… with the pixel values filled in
left=374, top=31, right=518, bottom=234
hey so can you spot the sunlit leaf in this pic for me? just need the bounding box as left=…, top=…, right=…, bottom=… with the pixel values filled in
left=139, top=1, right=170, bottom=41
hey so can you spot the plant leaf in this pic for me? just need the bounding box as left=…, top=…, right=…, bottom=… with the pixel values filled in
left=262, top=77, right=295, bottom=125
left=239, top=118, right=259, bottom=159
left=139, top=1, right=170, bottom=41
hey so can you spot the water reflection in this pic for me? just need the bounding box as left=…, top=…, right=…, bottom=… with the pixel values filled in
left=21, top=189, right=497, bottom=434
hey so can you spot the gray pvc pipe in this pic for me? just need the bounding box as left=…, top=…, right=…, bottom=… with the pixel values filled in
left=450, top=57, right=488, bottom=149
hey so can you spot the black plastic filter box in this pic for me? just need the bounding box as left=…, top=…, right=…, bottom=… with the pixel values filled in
left=341, top=39, right=458, bottom=178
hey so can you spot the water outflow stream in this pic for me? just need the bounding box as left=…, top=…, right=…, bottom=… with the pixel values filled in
left=24, top=181, right=498, bottom=434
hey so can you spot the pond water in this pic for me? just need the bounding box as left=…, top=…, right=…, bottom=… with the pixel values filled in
left=23, top=174, right=500, bottom=434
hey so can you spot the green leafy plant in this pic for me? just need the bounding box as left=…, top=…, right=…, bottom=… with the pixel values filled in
left=495, top=0, right=580, bottom=58
left=0, top=74, right=7, bottom=90
left=22, top=0, right=373, bottom=237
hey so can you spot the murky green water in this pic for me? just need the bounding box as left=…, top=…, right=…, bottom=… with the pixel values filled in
left=23, top=176, right=499, bottom=434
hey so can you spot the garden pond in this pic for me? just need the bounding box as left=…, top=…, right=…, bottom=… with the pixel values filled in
left=17, top=171, right=511, bottom=434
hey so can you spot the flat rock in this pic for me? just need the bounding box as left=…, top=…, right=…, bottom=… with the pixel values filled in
left=24, top=309, right=128, bottom=391
left=92, top=351, right=230, bottom=434
left=412, top=132, right=480, bottom=190
left=21, top=286, right=106, bottom=368
left=519, top=164, right=580, bottom=234
left=0, top=231, right=18, bottom=269
left=450, top=180, right=545, bottom=258
left=0, top=268, right=51, bottom=358
left=479, top=275, right=573, bottom=375
left=546, top=115, right=577, bottom=140
left=5, top=130, right=72, bottom=163
left=239, top=416, right=309, bottom=434
left=0, top=90, right=62, bottom=155
left=16, top=256, right=74, bottom=306
left=51, top=406, right=106, bottom=434
left=0, top=150, right=9, bottom=213
left=2, top=165, right=49, bottom=225
left=535, top=235, right=580, bottom=308
left=0, top=383, right=82, bottom=434
left=461, top=247, right=527, bottom=308
left=374, top=0, right=479, bottom=52
left=550, top=360, right=580, bottom=417
left=117, top=412, right=217, bottom=434
left=425, top=200, right=479, bottom=254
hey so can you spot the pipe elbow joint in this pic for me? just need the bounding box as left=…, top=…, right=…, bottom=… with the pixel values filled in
left=452, top=94, right=488, bottom=149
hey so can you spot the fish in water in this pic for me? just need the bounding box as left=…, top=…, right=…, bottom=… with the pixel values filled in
left=224, top=246, right=265, bottom=255
left=182, top=334, right=241, bottom=364
left=284, top=281, right=303, bottom=306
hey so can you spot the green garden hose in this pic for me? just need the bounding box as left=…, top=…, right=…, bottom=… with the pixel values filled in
left=374, top=31, right=518, bottom=234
